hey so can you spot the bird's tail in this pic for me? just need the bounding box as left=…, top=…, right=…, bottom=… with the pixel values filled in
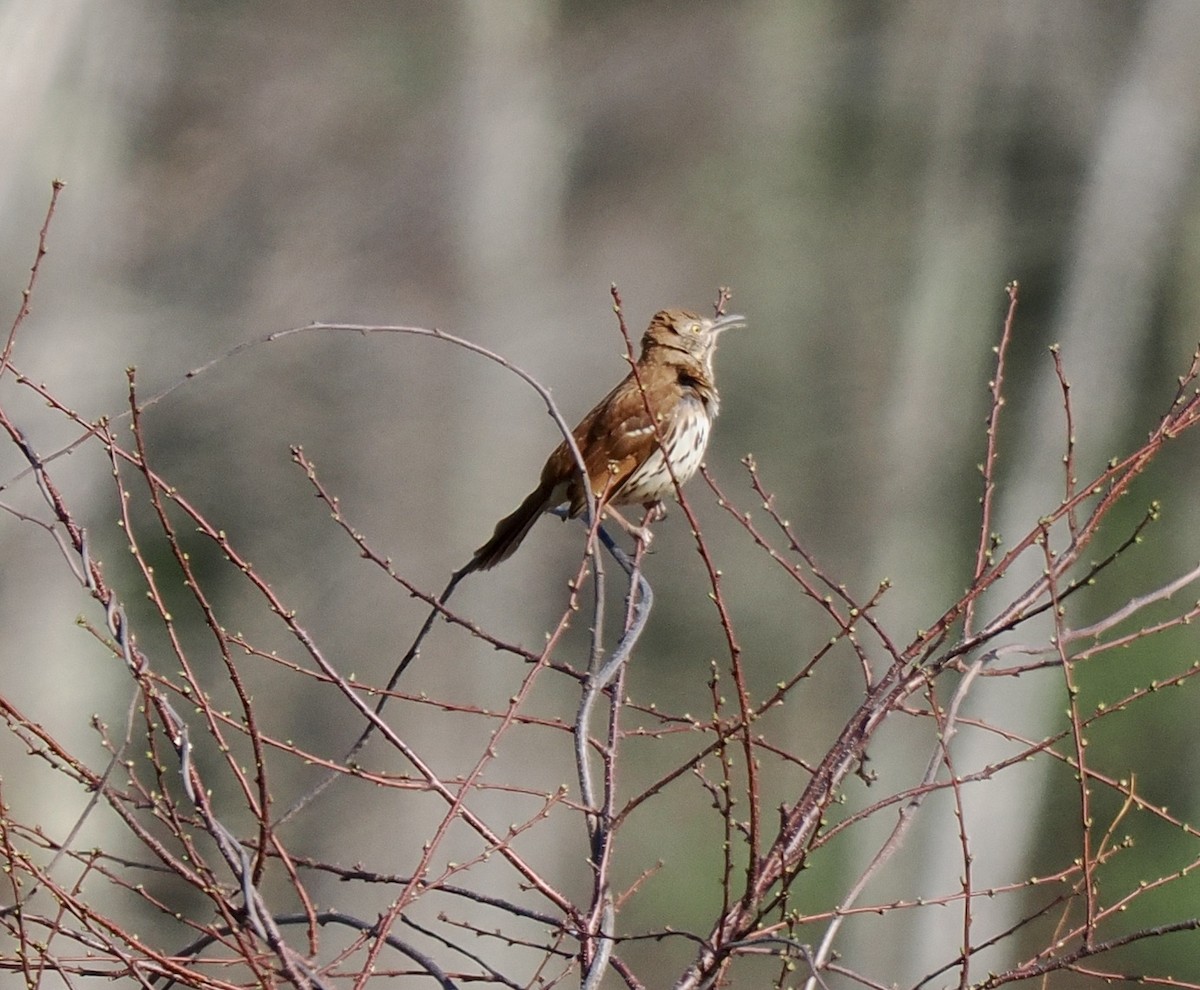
left=467, top=482, right=554, bottom=572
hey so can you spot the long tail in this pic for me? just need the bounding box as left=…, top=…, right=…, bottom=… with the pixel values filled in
left=467, top=482, right=554, bottom=572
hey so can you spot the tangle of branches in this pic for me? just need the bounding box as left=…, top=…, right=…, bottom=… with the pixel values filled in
left=3, top=186, right=1200, bottom=989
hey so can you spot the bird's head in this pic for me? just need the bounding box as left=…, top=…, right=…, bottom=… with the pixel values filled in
left=640, top=308, right=747, bottom=373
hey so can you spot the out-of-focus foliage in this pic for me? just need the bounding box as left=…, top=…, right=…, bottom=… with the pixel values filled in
left=3, top=2, right=1200, bottom=983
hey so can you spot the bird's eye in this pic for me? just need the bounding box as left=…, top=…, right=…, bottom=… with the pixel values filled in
left=689, top=323, right=700, bottom=334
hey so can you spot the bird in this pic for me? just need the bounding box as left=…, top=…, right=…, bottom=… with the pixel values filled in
left=466, top=308, right=747, bottom=572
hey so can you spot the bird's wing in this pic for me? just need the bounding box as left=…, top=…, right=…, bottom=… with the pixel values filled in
left=577, top=374, right=676, bottom=511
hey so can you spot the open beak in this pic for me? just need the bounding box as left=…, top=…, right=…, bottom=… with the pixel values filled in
left=710, top=313, right=747, bottom=333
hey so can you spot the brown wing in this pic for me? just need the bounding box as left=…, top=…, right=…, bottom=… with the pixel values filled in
left=538, top=370, right=678, bottom=516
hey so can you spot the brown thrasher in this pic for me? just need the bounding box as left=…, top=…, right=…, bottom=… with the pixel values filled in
left=467, top=308, right=746, bottom=572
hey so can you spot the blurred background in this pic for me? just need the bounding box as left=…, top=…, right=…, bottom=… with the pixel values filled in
left=3, top=1, right=1200, bottom=984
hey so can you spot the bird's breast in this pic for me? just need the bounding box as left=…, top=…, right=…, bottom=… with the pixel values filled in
left=613, top=395, right=713, bottom=505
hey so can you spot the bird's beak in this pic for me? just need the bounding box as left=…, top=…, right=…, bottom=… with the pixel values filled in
left=710, top=313, right=747, bottom=333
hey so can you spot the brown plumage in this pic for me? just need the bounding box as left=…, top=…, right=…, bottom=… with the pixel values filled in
left=467, top=308, right=746, bottom=572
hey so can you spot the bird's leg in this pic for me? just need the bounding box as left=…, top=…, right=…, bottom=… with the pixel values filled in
left=601, top=501, right=667, bottom=549
left=642, top=501, right=667, bottom=524
left=634, top=502, right=666, bottom=558
left=602, top=505, right=654, bottom=547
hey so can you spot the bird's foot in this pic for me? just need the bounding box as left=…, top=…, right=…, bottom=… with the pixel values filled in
left=603, top=505, right=654, bottom=549
left=641, top=501, right=667, bottom=524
